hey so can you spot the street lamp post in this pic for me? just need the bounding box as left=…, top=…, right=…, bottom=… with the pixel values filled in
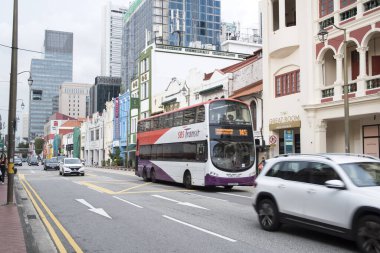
left=318, top=24, right=350, bottom=153
left=7, top=0, right=33, bottom=204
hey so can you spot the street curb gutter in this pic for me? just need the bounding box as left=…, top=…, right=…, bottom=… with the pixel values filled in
left=15, top=176, right=58, bottom=253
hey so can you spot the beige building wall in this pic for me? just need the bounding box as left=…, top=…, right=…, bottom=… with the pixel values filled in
left=59, top=82, right=92, bottom=119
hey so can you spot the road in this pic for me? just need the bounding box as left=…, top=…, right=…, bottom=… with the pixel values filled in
left=16, top=163, right=358, bottom=253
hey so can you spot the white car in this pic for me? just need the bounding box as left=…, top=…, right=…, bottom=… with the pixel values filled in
left=252, top=154, right=380, bottom=253
left=59, top=158, right=84, bottom=176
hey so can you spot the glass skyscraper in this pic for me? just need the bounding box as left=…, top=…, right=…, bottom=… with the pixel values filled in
left=121, top=0, right=221, bottom=91
left=29, top=30, right=73, bottom=140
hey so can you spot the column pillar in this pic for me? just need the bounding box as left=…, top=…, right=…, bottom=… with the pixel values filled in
left=315, top=120, right=327, bottom=153
left=356, top=46, right=369, bottom=96
left=357, top=46, right=368, bottom=79
left=334, top=53, right=344, bottom=83
left=279, top=0, right=285, bottom=29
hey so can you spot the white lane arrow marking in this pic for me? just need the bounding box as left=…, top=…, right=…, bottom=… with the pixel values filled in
left=152, top=195, right=209, bottom=210
left=76, top=199, right=112, bottom=219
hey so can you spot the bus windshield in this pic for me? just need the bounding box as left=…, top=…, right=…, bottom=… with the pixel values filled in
left=209, top=100, right=255, bottom=172
left=209, top=100, right=251, bottom=125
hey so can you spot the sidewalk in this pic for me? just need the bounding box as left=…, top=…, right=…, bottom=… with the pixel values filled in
left=0, top=178, right=27, bottom=253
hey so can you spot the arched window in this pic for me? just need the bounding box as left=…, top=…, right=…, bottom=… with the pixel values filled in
left=250, top=101, right=257, bottom=131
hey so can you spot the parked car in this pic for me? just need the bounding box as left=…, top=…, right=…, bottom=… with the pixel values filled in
left=22, top=157, right=27, bottom=162
left=44, top=157, right=59, bottom=170
left=252, top=153, right=380, bottom=253
left=41, top=159, right=45, bottom=165
left=59, top=158, right=84, bottom=176
left=28, top=157, right=39, bottom=166
left=14, top=157, right=23, bottom=166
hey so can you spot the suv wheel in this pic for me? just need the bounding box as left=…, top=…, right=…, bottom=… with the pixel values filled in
left=257, top=199, right=281, bottom=231
left=356, top=215, right=380, bottom=253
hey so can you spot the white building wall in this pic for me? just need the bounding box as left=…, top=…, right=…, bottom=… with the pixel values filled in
left=59, top=82, right=91, bottom=119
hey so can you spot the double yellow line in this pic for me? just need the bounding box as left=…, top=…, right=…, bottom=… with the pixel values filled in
left=19, top=174, right=83, bottom=253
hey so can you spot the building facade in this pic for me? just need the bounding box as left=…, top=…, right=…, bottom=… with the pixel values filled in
left=121, top=0, right=222, bottom=91
left=89, top=76, right=121, bottom=115
left=83, top=113, right=105, bottom=166
left=29, top=30, right=73, bottom=140
left=103, top=100, right=114, bottom=162
left=101, top=3, right=127, bottom=77
left=59, top=82, right=92, bottom=118
left=261, top=0, right=380, bottom=158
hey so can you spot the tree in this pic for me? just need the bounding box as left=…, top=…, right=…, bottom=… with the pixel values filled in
left=34, top=138, right=45, bottom=156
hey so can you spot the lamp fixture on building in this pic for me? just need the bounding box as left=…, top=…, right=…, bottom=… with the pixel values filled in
left=318, top=24, right=350, bottom=153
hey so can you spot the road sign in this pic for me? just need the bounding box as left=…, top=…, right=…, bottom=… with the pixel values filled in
left=269, top=135, right=277, bottom=145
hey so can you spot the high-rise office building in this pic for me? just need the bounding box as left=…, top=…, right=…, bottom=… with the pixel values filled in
left=121, top=0, right=221, bottom=91
left=59, top=82, right=92, bottom=119
left=29, top=30, right=73, bottom=140
left=89, top=76, right=121, bottom=115
left=101, top=3, right=127, bottom=77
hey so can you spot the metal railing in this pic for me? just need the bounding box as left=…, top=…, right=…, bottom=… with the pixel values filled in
left=321, top=87, right=334, bottom=98
left=367, top=77, right=380, bottom=89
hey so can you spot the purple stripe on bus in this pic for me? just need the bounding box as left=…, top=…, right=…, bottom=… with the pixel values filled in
left=205, top=174, right=255, bottom=186
left=138, top=160, right=175, bottom=183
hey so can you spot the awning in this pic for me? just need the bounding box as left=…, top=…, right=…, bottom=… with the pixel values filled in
left=161, top=98, right=177, bottom=105
left=198, top=84, right=223, bottom=95
left=230, top=83, right=263, bottom=99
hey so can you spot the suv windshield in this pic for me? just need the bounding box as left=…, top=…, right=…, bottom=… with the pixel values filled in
left=211, top=140, right=255, bottom=172
left=64, top=158, right=81, bottom=165
left=341, top=162, right=380, bottom=187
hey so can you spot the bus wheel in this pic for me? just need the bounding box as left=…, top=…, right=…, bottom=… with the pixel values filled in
left=142, top=169, right=149, bottom=182
left=224, top=185, right=233, bottom=190
left=151, top=168, right=157, bottom=183
left=183, top=171, right=192, bottom=189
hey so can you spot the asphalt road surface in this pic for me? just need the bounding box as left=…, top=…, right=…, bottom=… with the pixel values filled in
left=16, top=164, right=358, bottom=253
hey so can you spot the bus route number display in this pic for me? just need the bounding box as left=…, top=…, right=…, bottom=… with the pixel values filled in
left=215, top=128, right=248, bottom=136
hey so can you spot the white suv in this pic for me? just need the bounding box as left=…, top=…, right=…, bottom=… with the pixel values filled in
left=252, top=154, right=380, bottom=253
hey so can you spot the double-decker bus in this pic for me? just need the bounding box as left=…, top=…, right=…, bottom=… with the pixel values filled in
left=136, top=98, right=256, bottom=189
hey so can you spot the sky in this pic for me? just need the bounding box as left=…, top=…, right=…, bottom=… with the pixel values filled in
left=0, top=0, right=260, bottom=134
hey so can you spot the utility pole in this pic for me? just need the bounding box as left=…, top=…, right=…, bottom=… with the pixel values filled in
left=7, top=0, right=18, bottom=204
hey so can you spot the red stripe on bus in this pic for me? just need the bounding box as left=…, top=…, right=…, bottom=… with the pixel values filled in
left=137, top=128, right=171, bottom=145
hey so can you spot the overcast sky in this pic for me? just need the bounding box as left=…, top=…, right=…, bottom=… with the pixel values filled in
left=0, top=0, right=259, bottom=130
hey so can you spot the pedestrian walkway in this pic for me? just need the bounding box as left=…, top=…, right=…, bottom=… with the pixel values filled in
left=0, top=179, right=27, bottom=253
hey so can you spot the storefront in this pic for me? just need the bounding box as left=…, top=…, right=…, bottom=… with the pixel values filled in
left=363, top=124, right=380, bottom=158
left=269, top=115, right=301, bottom=155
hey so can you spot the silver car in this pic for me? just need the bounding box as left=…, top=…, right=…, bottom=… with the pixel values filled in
left=59, top=158, right=84, bottom=176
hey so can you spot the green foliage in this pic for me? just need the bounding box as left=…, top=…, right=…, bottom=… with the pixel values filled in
left=101, top=160, right=106, bottom=167
left=34, top=138, right=45, bottom=156
left=109, top=147, right=123, bottom=166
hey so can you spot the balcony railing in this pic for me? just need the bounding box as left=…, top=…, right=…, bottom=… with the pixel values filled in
left=319, top=17, right=334, bottom=29
left=364, top=0, right=380, bottom=11
left=342, top=82, right=357, bottom=93
left=367, top=77, right=380, bottom=89
left=321, top=87, right=334, bottom=98
left=340, top=7, right=357, bottom=21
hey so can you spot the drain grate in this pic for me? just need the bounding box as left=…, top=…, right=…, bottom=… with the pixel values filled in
left=21, top=198, right=28, bottom=201
left=27, top=215, right=36, bottom=220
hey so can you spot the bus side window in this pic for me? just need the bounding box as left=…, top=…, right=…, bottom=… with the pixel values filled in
left=165, top=114, right=173, bottom=128
left=159, top=116, right=165, bottom=129
left=151, top=145, right=157, bottom=160
left=183, top=108, right=196, bottom=125
left=153, top=118, right=159, bottom=129
left=138, top=121, right=144, bottom=132
left=196, top=106, right=205, bottom=123
left=173, top=111, right=183, bottom=126
left=196, top=142, right=207, bottom=161
left=156, top=144, right=163, bottom=160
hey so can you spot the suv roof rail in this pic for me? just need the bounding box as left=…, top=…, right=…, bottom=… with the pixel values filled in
left=274, top=153, right=333, bottom=160
left=321, top=153, right=380, bottom=161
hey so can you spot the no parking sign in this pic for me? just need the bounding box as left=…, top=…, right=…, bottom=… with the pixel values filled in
left=269, top=135, right=277, bottom=145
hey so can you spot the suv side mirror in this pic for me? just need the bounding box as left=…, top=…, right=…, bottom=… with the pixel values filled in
left=325, top=180, right=346, bottom=190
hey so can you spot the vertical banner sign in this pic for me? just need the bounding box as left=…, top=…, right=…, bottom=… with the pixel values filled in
left=284, top=130, right=294, bottom=154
